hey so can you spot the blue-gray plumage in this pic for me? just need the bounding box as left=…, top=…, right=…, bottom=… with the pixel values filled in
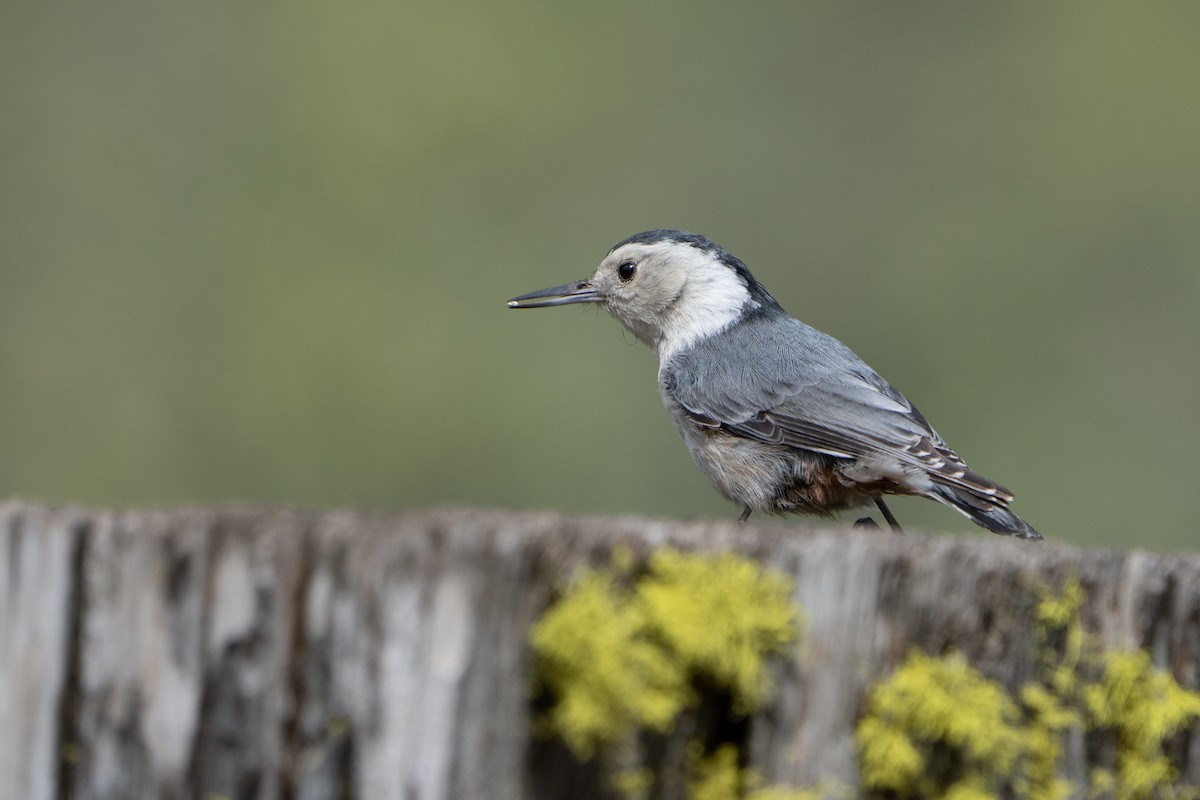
left=508, top=229, right=1041, bottom=540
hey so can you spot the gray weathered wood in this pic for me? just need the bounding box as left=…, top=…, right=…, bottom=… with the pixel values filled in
left=0, top=504, right=83, bottom=800
left=0, top=502, right=1196, bottom=799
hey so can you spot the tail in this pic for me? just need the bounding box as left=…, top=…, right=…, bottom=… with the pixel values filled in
left=930, top=482, right=1042, bottom=541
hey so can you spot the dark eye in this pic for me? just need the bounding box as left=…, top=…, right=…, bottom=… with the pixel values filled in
left=617, top=260, right=637, bottom=281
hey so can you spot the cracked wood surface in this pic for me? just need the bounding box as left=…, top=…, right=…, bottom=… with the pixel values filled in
left=0, top=502, right=1197, bottom=799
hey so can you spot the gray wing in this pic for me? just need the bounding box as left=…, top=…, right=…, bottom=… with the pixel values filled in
left=663, top=315, right=1012, bottom=504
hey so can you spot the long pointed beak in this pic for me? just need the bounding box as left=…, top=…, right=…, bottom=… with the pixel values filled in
left=507, top=279, right=603, bottom=309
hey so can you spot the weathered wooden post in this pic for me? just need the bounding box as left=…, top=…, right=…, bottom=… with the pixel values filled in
left=1, top=502, right=1196, bottom=799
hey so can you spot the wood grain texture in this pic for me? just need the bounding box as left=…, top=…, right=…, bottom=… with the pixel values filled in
left=0, top=501, right=1196, bottom=799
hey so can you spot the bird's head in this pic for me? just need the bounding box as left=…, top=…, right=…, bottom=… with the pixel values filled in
left=508, top=230, right=781, bottom=360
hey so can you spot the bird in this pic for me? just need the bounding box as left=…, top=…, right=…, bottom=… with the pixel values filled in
left=507, top=229, right=1041, bottom=540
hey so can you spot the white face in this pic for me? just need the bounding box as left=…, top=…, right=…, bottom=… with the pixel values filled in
left=590, top=240, right=757, bottom=361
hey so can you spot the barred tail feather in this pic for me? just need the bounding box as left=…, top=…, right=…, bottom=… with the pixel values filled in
left=930, top=484, right=1042, bottom=541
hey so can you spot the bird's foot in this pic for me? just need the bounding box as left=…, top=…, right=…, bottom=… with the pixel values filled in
left=874, top=498, right=904, bottom=534
left=737, top=507, right=752, bottom=524
left=853, top=517, right=880, bottom=530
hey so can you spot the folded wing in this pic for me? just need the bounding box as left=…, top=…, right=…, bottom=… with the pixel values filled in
left=662, top=315, right=1014, bottom=508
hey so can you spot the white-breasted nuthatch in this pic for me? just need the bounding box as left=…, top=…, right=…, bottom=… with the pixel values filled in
left=508, top=229, right=1041, bottom=540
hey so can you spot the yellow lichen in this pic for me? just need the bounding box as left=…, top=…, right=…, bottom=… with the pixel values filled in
left=858, top=579, right=1200, bottom=800
left=637, top=549, right=799, bottom=714
left=529, top=569, right=688, bottom=758
left=1016, top=682, right=1077, bottom=800
left=1035, top=578, right=1086, bottom=632
left=530, top=547, right=809, bottom=797
left=1017, top=582, right=1088, bottom=800
left=690, top=745, right=745, bottom=800
left=535, top=560, right=1200, bottom=800
left=613, top=767, right=655, bottom=798
left=689, top=745, right=830, bottom=800
left=856, top=650, right=1024, bottom=799
left=1084, top=649, right=1200, bottom=800
left=530, top=548, right=799, bottom=760
left=1032, top=579, right=1200, bottom=800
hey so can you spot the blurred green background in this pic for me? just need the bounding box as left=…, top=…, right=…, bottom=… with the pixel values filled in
left=2, top=2, right=1197, bottom=549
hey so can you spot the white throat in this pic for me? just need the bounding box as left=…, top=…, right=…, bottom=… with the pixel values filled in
left=655, top=258, right=757, bottom=363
